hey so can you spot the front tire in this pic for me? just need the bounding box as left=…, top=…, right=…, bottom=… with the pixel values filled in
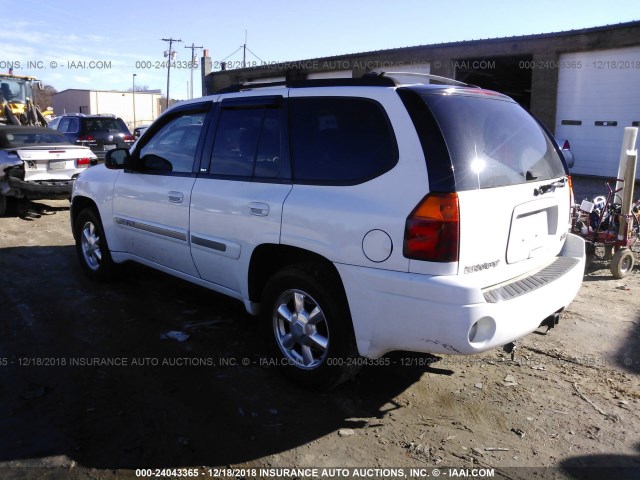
left=261, top=263, right=359, bottom=389
left=75, top=208, right=118, bottom=281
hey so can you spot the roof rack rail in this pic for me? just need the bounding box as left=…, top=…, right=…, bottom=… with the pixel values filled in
left=367, top=71, right=476, bottom=87
left=213, top=71, right=472, bottom=94
left=214, top=76, right=396, bottom=94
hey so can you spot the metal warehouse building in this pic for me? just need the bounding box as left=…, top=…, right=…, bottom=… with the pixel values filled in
left=201, top=21, right=640, bottom=178
left=52, top=89, right=163, bottom=130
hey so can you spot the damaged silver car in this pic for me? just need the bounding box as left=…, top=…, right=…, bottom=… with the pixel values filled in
left=0, top=126, right=96, bottom=216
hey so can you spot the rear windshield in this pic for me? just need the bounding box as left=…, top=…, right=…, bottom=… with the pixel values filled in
left=422, top=93, right=565, bottom=190
left=0, top=130, right=69, bottom=148
left=86, top=118, right=129, bottom=134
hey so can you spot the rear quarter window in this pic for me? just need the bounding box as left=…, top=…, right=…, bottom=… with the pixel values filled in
left=290, top=97, right=398, bottom=184
left=420, top=92, right=565, bottom=191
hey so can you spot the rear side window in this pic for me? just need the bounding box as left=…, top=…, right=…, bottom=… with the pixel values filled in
left=209, top=106, right=282, bottom=179
left=422, top=93, right=565, bottom=190
left=290, top=97, right=398, bottom=184
left=58, top=116, right=80, bottom=134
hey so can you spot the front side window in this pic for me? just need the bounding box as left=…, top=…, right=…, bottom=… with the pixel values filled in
left=290, top=97, right=398, bottom=184
left=138, top=112, right=206, bottom=173
left=209, top=106, right=282, bottom=178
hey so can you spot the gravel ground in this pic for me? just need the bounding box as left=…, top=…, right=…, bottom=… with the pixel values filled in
left=0, top=177, right=638, bottom=480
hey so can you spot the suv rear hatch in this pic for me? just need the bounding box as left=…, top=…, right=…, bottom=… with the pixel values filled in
left=85, top=117, right=134, bottom=156
left=401, top=87, right=571, bottom=286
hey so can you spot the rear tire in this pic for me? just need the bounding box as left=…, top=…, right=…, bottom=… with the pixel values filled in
left=260, top=263, right=359, bottom=390
left=75, top=208, right=118, bottom=281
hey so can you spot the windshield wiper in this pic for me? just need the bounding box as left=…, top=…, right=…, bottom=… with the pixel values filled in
left=534, top=177, right=566, bottom=196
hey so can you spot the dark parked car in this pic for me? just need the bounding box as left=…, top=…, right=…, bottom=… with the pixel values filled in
left=133, top=125, right=149, bottom=139
left=52, top=113, right=134, bottom=161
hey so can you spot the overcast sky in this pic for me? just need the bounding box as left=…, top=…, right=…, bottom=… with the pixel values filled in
left=1, top=0, right=638, bottom=98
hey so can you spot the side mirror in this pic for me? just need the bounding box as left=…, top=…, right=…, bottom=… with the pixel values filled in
left=105, top=148, right=131, bottom=169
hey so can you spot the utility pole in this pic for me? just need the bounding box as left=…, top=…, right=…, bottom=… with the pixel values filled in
left=243, top=30, right=247, bottom=68
left=184, top=42, right=203, bottom=100
left=161, top=37, right=182, bottom=109
left=132, top=73, right=137, bottom=128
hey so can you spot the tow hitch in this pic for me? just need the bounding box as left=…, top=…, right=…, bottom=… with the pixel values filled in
left=539, top=312, right=561, bottom=333
left=503, top=340, right=518, bottom=361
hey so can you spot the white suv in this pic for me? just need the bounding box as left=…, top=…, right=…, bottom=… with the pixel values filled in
left=71, top=73, right=585, bottom=388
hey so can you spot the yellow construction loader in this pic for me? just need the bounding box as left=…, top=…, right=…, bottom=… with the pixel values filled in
left=0, top=72, right=49, bottom=126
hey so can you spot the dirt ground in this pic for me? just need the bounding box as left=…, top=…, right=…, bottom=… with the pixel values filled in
left=0, top=177, right=639, bottom=480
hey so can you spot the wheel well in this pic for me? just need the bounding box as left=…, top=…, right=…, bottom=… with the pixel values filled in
left=70, top=196, right=98, bottom=239
left=248, top=245, right=344, bottom=303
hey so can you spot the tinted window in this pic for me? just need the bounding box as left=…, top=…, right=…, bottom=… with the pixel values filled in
left=86, top=117, right=129, bottom=134
left=422, top=93, right=565, bottom=190
left=139, top=112, right=206, bottom=173
left=290, top=97, right=398, bottom=184
left=0, top=130, right=69, bottom=148
left=210, top=107, right=281, bottom=178
left=58, top=117, right=80, bottom=134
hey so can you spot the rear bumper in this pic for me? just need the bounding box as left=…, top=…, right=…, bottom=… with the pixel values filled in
left=6, top=176, right=74, bottom=199
left=336, top=233, right=586, bottom=358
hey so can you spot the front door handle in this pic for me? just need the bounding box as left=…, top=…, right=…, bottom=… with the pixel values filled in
left=168, top=191, right=184, bottom=204
left=249, top=202, right=269, bottom=216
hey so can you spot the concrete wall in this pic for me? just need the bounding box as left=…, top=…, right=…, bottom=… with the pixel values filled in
left=52, top=89, right=163, bottom=129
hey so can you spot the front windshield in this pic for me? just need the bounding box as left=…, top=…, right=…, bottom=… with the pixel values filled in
left=0, top=78, right=28, bottom=104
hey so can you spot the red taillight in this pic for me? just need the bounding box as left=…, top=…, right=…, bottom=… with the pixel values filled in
left=562, top=140, right=570, bottom=150
left=404, top=192, right=460, bottom=262
left=77, top=134, right=95, bottom=142
left=124, top=135, right=135, bottom=142
left=568, top=175, right=575, bottom=216
left=75, top=157, right=91, bottom=168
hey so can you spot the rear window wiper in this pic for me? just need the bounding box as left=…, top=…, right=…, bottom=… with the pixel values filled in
left=534, top=177, right=566, bottom=196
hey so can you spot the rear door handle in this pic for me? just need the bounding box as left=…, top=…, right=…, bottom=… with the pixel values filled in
left=249, top=202, right=270, bottom=216
left=168, top=191, right=184, bottom=203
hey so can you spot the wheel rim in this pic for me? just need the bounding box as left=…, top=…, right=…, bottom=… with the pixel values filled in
left=621, top=253, right=633, bottom=273
left=80, top=221, right=102, bottom=271
left=273, top=289, right=330, bottom=370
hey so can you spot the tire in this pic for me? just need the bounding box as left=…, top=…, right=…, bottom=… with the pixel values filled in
left=75, top=208, right=118, bottom=281
left=0, top=194, right=6, bottom=217
left=260, top=263, right=359, bottom=390
left=610, top=248, right=634, bottom=279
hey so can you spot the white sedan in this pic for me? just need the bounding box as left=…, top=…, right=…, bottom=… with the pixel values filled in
left=0, top=126, right=97, bottom=216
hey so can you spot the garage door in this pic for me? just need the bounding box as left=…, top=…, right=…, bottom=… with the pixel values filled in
left=555, top=46, right=640, bottom=178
